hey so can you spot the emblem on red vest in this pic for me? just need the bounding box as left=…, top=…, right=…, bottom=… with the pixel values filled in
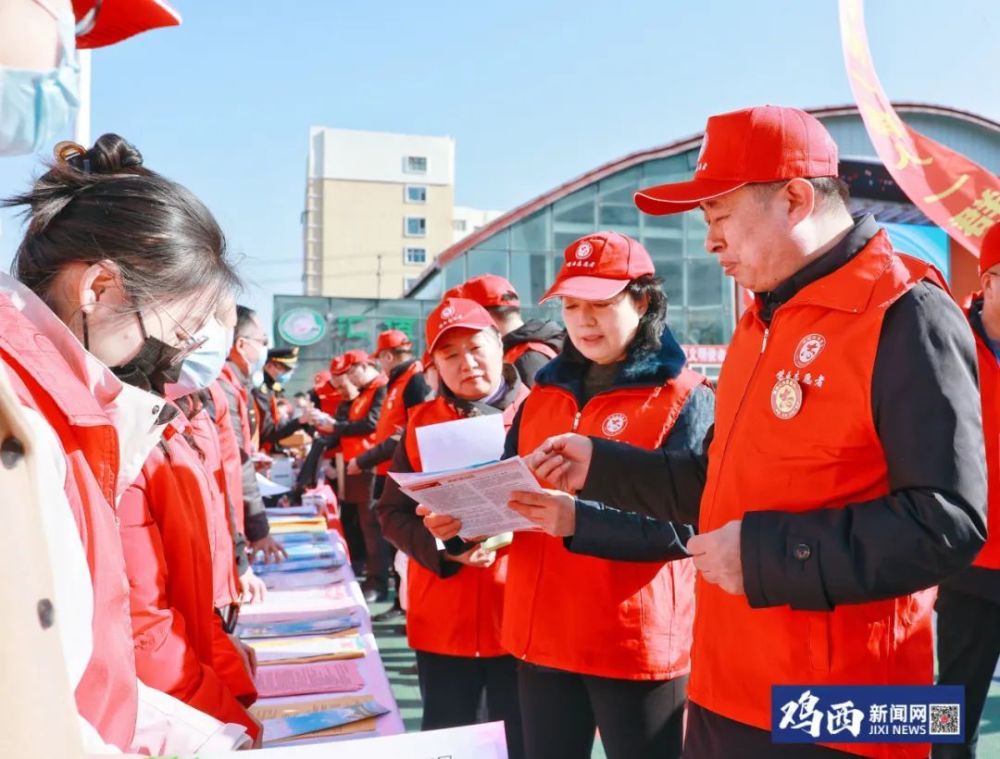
left=771, top=377, right=803, bottom=420
left=602, top=412, right=628, bottom=437
left=793, top=333, right=826, bottom=368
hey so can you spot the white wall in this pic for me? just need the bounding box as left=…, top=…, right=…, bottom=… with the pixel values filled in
left=309, top=127, right=455, bottom=186
left=452, top=206, right=503, bottom=243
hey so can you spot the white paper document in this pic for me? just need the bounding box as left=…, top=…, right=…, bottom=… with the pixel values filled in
left=390, top=457, right=541, bottom=540
left=257, top=473, right=291, bottom=497
left=415, top=413, right=507, bottom=472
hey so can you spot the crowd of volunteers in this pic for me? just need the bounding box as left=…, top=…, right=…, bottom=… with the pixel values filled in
left=0, top=49, right=997, bottom=755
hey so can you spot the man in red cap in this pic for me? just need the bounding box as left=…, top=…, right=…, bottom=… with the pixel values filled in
left=525, top=105, right=986, bottom=758
left=446, top=274, right=564, bottom=387
left=935, top=221, right=1000, bottom=759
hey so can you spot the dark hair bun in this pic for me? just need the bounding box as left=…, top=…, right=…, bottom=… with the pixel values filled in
left=86, top=133, right=145, bottom=174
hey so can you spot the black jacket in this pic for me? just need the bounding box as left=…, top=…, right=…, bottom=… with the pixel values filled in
left=377, top=366, right=526, bottom=578
left=503, top=324, right=714, bottom=561
left=503, top=319, right=565, bottom=387
left=355, top=360, right=432, bottom=471
left=572, top=216, right=988, bottom=611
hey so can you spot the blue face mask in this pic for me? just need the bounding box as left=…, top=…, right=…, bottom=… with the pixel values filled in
left=163, top=318, right=232, bottom=400
left=276, top=370, right=294, bottom=385
left=0, top=2, right=80, bottom=156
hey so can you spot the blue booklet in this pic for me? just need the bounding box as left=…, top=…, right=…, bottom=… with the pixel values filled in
left=263, top=699, right=389, bottom=742
left=237, top=610, right=360, bottom=639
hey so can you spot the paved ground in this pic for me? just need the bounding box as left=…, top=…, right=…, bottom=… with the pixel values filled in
left=368, top=597, right=1000, bottom=757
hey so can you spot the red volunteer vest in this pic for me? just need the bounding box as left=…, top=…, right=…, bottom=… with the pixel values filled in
left=507, top=367, right=706, bottom=680
left=403, top=390, right=528, bottom=657
left=967, top=295, right=1000, bottom=570
left=692, top=231, right=941, bottom=758
left=315, top=382, right=343, bottom=417
left=372, top=362, right=422, bottom=475
left=0, top=296, right=138, bottom=750
left=504, top=341, right=558, bottom=365
left=341, top=374, right=389, bottom=461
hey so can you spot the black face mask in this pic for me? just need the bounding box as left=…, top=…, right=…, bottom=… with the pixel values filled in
left=84, top=312, right=184, bottom=396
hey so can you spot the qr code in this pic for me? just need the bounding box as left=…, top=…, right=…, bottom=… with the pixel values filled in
left=929, top=704, right=960, bottom=735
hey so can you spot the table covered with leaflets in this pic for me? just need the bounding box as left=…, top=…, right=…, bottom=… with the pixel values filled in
left=238, top=504, right=404, bottom=747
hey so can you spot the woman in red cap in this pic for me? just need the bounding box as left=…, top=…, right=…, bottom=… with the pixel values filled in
left=422, top=231, right=713, bottom=759
left=377, top=297, right=528, bottom=759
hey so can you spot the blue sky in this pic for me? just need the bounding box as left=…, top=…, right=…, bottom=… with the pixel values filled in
left=1, top=0, right=997, bottom=329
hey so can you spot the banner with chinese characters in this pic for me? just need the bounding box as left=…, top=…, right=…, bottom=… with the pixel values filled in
left=838, top=0, right=1000, bottom=254
left=772, top=685, right=964, bottom=745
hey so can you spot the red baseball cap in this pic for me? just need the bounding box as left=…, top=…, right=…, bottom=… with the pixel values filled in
left=444, top=274, right=520, bottom=308
left=634, top=106, right=840, bottom=215
left=375, top=329, right=412, bottom=354
left=979, top=223, right=1000, bottom=276
left=73, top=0, right=182, bottom=49
left=331, top=350, right=368, bottom=375
left=425, top=298, right=497, bottom=354
left=540, top=231, right=655, bottom=304
left=314, top=370, right=332, bottom=387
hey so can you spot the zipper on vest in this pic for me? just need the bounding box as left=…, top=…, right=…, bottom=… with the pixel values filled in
left=705, top=318, right=775, bottom=526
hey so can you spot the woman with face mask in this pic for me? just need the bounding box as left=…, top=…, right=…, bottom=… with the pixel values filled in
left=117, top=295, right=262, bottom=744
left=0, top=134, right=250, bottom=753
left=376, top=297, right=527, bottom=759
left=420, top=232, right=715, bottom=759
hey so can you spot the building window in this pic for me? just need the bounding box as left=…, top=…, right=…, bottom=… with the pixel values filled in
left=453, top=219, right=468, bottom=232
left=403, top=276, right=421, bottom=291
left=405, top=185, right=427, bottom=203
left=405, top=216, right=426, bottom=237
left=404, top=247, right=427, bottom=265
left=404, top=155, right=427, bottom=174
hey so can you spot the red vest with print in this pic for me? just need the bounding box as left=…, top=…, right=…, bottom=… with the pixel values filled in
left=372, top=362, right=422, bottom=475
left=967, top=295, right=1000, bottom=570
left=340, top=374, right=388, bottom=461
left=504, top=341, right=558, bottom=365
left=692, top=231, right=941, bottom=758
left=403, top=390, right=527, bottom=657
left=506, top=367, right=706, bottom=680
left=218, top=364, right=253, bottom=458
left=205, top=379, right=246, bottom=535
left=0, top=296, right=138, bottom=750
left=315, top=382, right=343, bottom=417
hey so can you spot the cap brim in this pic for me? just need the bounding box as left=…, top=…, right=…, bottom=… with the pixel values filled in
left=76, top=0, right=182, bottom=49
left=539, top=276, right=630, bottom=304
left=427, top=321, right=495, bottom=355
left=634, top=178, right=747, bottom=215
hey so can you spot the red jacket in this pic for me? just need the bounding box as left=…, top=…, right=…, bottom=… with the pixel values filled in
left=403, top=390, right=527, bottom=657
left=187, top=406, right=242, bottom=608
left=0, top=293, right=141, bottom=751
left=205, top=379, right=246, bottom=536
left=966, top=294, right=1000, bottom=570
left=119, top=414, right=259, bottom=739
left=315, top=382, right=343, bottom=416
left=507, top=367, right=704, bottom=680
left=693, top=232, right=939, bottom=758
left=340, top=374, right=389, bottom=461
left=371, top=361, right=422, bottom=475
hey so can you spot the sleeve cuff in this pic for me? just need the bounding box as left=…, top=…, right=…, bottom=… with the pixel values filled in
left=741, top=511, right=831, bottom=611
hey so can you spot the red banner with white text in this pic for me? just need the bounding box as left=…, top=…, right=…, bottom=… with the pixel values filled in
left=838, top=0, right=1000, bottom=255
